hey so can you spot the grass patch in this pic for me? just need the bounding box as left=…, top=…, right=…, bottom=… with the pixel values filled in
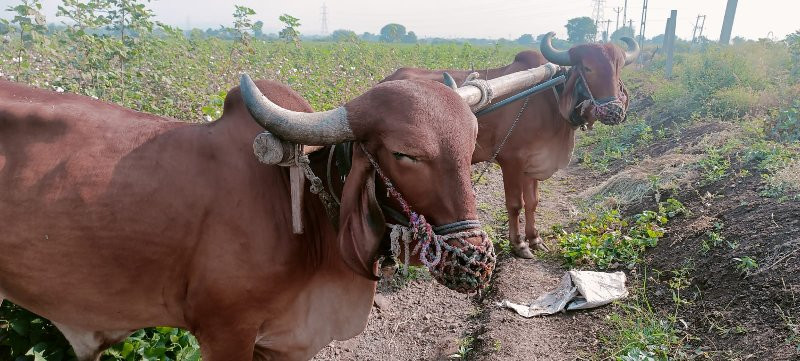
left=599, top=268, right=693, bottom=361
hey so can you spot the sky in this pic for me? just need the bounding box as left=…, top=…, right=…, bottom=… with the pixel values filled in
left=2, top=0, right=798, bottom=41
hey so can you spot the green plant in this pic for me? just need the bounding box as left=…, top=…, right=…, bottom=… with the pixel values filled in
left=557, top=199, right=686, bottom=269
left=6, top=0, right=47, bottom=82
left=0, top=302, right=77, bottom=361
left=734, top=256, right=759, bottom=274
left=449, top=336, right=474, bottom=359
left=600, top=269, right=690, bottom=360
left=278, top=14, right=301, bottom=47
left=767, top=101, right=800, bottom=143
left=104, top=327, right=200, bottom=361
left=696, top=150, right=731, bottom=185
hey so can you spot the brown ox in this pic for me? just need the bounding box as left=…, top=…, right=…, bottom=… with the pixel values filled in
left=383, top=32, right=639, bottom=258
left=0, top=76, right=494, bottom=360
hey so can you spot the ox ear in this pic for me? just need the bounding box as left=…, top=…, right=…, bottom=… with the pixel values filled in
left=557, top=71, right=580, bottom=120
left=338, top=144, right=385, bottom=280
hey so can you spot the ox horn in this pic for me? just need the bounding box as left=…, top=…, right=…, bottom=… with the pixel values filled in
left=240, top=74, right=354, bottom=145
left=620, top=36, right=640, bottom=66
left=540, top=32, right=572, bottom=66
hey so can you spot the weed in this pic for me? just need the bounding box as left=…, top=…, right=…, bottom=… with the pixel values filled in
left=733, top=256, right=759, bottom=274
left=600, top=269, right=690, bottom=360
left=557, top=199, right=686, bottom=269
left=449, top=336, right=474, bottom=359
left=696, top=150, right=731, bottom=186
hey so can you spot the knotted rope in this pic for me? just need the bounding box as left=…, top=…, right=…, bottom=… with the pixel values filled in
left=359, top=143, right=496, bottom=293
left=462, top=73, right=495, bottom=112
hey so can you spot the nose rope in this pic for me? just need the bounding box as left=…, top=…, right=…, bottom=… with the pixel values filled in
left=359, top=143, right=496, bottom=293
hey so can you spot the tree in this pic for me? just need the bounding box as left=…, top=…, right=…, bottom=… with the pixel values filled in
left=361, top=32, right=379, bottom=42
left=278, top=13, right=301, bottom=47
left=330, top=29, right=357, bottom=42
left=565, top=16, right=596, bottom=44
left=516, top=33, right=534, bottom=45
left=610, top=26, right=634, bottom=42
left=788, top=30, right=800, bottom=78
left=253, top=20, right=264, bottom=39
left=403, top=31, right=417, bottom=43
left=379, top=23, right=406, bottom=43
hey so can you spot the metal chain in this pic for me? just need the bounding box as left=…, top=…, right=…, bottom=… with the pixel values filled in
left=472, top=95, right=531, bottom=187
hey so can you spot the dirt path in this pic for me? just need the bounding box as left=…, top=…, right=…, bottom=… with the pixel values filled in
left=314, top=158, right=610, bottom=361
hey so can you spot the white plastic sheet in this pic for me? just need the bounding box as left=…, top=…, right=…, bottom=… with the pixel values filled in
left=498, top=271, right=628, bottom=318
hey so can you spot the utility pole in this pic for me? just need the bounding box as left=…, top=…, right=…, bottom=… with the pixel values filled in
left=602, top=19, right=612, bottom=42
left=613, top=7, right=623, bottom=31
left=321, top=3, right=329, bottom=36
left=719, top=0, right=738, bottom=44
left=698, top=15, right=706, bottom=41
left=638, top=0, right=648, bottom=51
left=665, top=10, right=677, bottom=77
left=622, top=0, right=628, bottom=28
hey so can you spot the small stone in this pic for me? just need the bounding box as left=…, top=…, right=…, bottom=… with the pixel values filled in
left=373, top=294, right=390, bottom=311
left=424, top=313, right=432, bottom=320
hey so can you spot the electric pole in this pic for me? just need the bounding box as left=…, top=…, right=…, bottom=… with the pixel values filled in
left=599, top=19, right=612, bottom=42
left=698, top=15, right=706, bottom=41
left=665, top=10, right=677, bottom=77
left=321, top=3, right=329, bottom=36
left=613, top=7, right=623, bottom=31
left=623, top=0, right=628, bottom=28
left=638, top=0, right=648, bottom=49
left=719, top=0, right=738, bottom=44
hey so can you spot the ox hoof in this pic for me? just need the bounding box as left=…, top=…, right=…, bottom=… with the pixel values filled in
left=511, top=241, right=535, bottom=259
left=529, top=236, right=550, bottom=252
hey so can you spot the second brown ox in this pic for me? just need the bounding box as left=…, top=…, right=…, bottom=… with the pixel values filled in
left=383, top=32, right=640, bottom=258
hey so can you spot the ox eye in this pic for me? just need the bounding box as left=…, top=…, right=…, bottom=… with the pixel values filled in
left=392, top=152, right=418, bottom=163
left=583, top=65, right=592, bottom=73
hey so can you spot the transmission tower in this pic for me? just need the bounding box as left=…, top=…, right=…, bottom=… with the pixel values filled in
left=613, top=7, right=623, bottom=31
left=321, top=3, right=329, bottom=36
left=591, top=0, right=606, bottom=41
left=692, top=14, right=706, bottom=43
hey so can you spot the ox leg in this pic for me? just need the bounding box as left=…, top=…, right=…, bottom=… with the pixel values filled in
left=522, top=178, right=549, bottom=252
left=195, top=324, right=258, bottom=361
left=52, top=322, right=132, bottom=361
left=502, top=167, right=534, bottom=259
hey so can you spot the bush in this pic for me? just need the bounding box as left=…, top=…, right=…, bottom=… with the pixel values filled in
left=766, top=101, right=800, bottom=143
left=706, top=87, right=760, bottom=120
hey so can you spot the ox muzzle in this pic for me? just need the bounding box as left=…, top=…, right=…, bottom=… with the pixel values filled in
left=359, top=144, right=496, bottom=294
left=572, top=69, right=629, bottom=127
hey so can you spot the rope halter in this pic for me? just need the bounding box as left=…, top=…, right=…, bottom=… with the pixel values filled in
left=575, top=69, right=628, bottom=126
left=359, top=143, right=496, bottom=294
